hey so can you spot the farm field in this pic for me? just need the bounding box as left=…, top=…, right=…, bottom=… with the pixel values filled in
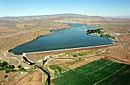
left=54, top=59, right=130, bottom=85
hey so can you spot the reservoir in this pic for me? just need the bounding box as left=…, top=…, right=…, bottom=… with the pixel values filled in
left=11, top=23, right=112, bottom=54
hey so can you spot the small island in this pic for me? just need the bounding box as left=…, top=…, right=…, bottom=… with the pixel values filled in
left=86, top=28, right=115, bottom=39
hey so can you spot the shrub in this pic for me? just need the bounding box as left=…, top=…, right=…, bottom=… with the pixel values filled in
left=50, top=65, right=62, bottom=76
left=0, top=61, right=15, bottom=73
left=8, top=49, right=12, bottom=53
left=18, top=65, right=27, bottom=72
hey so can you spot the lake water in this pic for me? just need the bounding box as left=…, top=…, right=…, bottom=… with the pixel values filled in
left=11, top=23, right=112, bottom=54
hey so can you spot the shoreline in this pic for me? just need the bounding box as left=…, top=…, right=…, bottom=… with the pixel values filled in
left=11, top=23, right=116, bottom=55
left=10, top=23, right=118, bottom=56
left=3, top=23, right=118, bottom=57
left=26, top=43, right=116, bottom=55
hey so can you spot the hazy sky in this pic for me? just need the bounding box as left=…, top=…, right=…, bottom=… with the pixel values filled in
left=0, top=0, right=130, bottom=17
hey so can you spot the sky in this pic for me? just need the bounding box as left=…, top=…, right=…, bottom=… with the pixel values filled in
left=0, top=0, right=130, bottom=17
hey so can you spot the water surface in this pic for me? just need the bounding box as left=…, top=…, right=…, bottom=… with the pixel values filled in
left=12, top=23, right=112, bottom=54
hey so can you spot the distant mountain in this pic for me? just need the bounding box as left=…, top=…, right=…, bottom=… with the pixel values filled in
left=46, top=13, right=88, bottom=17
left=0, top=13, right=110, bottom=22
left=0, top=14, right=102, bottom=22
left=109, top=15, right=130, bottom=18
left=1, top=14, right=130, bottom=22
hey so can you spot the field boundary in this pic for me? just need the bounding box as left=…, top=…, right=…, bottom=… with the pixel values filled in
left=93, top=65, right=127, bottom=85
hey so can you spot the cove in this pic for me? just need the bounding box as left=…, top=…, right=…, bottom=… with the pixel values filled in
left=11, top=23, right=112, bottom=55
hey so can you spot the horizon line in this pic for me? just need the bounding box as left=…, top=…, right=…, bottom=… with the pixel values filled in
left=0, top=13, right=130, bottom=18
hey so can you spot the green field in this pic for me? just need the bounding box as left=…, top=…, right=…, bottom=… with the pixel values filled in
left=54, top=59, right=130, bottom=85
